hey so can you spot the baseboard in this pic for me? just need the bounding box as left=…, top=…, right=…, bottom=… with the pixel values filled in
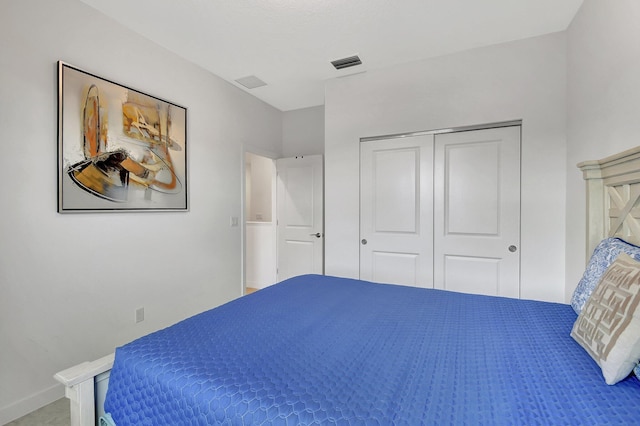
left=0, top=383, right=64, bottom=425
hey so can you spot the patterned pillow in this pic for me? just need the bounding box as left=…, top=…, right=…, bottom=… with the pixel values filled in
left=571, top=253, right=640, bottom=385
left=635, top=362, right=640, bottom=379
left=571, top=238, right=640, bottom=315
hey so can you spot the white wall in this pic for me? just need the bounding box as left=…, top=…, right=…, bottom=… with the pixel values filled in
left=325, top=32, right=567, bottom=303
left=282, top=105, right=325, bottom=157
left=0, top=0, right=282, bottom=422
left=565, top=0, right=640, bottom=301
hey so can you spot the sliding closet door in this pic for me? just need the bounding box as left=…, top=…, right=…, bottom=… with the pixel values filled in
left=360, top=135, right=434, bottom=288
left=434, top=126, right=520, bottom=298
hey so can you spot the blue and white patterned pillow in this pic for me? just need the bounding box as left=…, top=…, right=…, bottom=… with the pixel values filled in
left=635, top=362, right=640, bottom=380
left=571, top=238, right=640, bottom=315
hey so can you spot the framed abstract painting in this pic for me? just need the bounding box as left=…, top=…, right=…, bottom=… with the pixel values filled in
left=57, top=61, right=188, bottom=212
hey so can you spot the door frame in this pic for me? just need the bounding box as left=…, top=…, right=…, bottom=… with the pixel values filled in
left=360, top=120, right=522, bottom=143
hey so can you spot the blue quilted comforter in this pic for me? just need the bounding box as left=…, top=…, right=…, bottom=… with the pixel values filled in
left=104, top=275, right=640, bottom=425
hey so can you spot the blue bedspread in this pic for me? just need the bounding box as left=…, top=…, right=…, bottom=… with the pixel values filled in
left=104, top=275, right=640, bottom=425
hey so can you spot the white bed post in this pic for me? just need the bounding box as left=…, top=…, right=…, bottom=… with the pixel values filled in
left=54, top=353, right=114, bottom=426
left=67, top=378, right=94, bottom=426
left=578, top=160, right=606, bottom=262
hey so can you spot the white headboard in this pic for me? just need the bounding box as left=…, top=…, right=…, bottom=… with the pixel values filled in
left=579, top=145, right=640, bottom=260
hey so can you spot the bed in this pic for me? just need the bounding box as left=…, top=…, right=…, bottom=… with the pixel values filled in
left=55, top=146, right=640, bottom=425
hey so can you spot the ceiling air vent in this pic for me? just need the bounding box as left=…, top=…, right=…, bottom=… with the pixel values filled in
left=331, top=55, right=362, bottom=70
left=235, top=75, right=267, bottom=89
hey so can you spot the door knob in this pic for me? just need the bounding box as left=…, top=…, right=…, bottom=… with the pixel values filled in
left=361, top=239, right=368, bottom=245
left=310, top=232, right=322, bottom=238
left=508, top=245, right=517, bottom=253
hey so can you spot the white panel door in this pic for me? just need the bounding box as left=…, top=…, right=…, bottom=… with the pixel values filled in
left=276, top=155, right=324, bottom=281
left=360, top=135, right=434, bottom=288
left=434, top=126, right=520, bottom=297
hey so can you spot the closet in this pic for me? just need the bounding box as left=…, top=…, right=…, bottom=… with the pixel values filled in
left=359, top=124, right=521, bottom=298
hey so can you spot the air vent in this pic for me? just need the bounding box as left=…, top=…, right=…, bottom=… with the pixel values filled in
left=234, top=75, right=267, bottom=89
left=331, top=55, right=362, bottom=70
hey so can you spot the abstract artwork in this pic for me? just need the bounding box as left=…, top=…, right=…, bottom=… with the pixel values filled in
left=58, top=61, right=187, bottom=212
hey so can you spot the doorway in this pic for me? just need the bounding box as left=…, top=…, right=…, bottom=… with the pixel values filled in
left=243, top=152, right=325, bottom=294
left=244, top=152, right=277, bottom=293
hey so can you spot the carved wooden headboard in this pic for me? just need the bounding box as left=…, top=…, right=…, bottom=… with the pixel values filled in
left=579, top=146, right=640, bottom=260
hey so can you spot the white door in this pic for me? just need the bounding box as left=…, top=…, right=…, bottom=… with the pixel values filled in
left=359, top=135, right=434, bottom=288
left=434, top=126, right=520, bottom=297
left=276, top=155, right=324, bottom=281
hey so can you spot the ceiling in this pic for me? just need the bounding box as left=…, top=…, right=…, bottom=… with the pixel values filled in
left=79, top=0, right=583, bottom=112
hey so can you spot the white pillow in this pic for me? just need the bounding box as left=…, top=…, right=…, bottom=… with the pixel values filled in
left=571, top=252, right=640, bottom=385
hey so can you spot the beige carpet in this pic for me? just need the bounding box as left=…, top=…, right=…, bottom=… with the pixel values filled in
left=6, top=398, right=69, bottom=426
